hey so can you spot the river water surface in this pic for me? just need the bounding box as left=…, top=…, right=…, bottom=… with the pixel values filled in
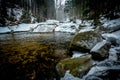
left=0, top=32, right=74, bottom=80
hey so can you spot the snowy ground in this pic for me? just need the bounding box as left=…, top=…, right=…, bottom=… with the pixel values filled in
left=0, top=20, right=79, bottom=33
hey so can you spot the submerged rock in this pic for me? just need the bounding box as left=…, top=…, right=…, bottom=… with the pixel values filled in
left=69, top=31, right=102, bottom=54
left=0, top=40, right=60, bottom=80
left=56, top=55, right=93, bottom=78
left=90, top=40, right=111, bottom=60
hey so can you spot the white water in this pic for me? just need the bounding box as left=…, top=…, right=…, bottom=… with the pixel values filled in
left=54, top=0, right=67, bottom=21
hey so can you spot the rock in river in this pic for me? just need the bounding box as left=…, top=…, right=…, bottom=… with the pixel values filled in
left=90, top=40, right=111, bottom=60
left=69, top=31, right=102, bottom=54
left=56, top=55, right=93, bottom=78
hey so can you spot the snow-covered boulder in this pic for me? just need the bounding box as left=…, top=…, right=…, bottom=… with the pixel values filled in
left=33, top=25, right=56, bottom=32
left=85, top=69, right=120, bottom=80
left=69, top=31, right=102, bottom=53
left=56, top=55, right=93, bottom=78
left=45, top=20, right=59, bottom=25
left=55, top=23, right=78, bottom=33
left=102, top=31, right=120, bottom=46
left=85, top=61, right=120, bottom=80
left=90, top=40, right=111, bottom=60
left=102, top=18, right=120, bottom=32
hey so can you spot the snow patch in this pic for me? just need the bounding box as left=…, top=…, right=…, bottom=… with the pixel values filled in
left=102, top=30, right=120, bottom=45
left=103, top=18, right=120, bottom=28
left=55, top=23, right=78, bottom=33
left=81, top=20, right=94, bottom=27
left=7, top=7, right=23, bottom=21
left=46, top=20, right=59, bottom=25
left=79, top=28, right=94, bottom=33
left=0, top=27, right=11, bottom=33
left=85, top=66, right=107, bottom=77
left=102, top=18, right=120, bottom=32
left=72, top=51, right=88, bottom=58
left=33, top=25, right=56, bottom=32
left=61, top=70, right=81, bottom=80
left=109, top=47, right=118, bottom=61
left=102, top=33, right=118, bottom=40
left=75, top=19, right=82, bottom=25
left=91, top=40, right=107, bottom=53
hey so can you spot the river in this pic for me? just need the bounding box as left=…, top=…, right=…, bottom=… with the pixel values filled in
left=0, top=32, right=74, bottom=80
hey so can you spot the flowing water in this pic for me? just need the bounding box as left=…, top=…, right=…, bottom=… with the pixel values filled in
left=55, top=0, right=67, bottom=21
left=0, top=32, right=74, bottom=80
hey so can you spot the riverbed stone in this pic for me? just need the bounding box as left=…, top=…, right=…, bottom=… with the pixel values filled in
left=69, top=31, right=102, bottom=54
left=90, top=40, right=111, bottom=60
left=0, top=40, right=60, bottom=80
left=56, top=55, right=93, bottom=78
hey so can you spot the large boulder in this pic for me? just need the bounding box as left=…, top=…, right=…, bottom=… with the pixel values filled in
left=85, top=61, right=120, bottom=80
left=102, top=18, right=120, bottom=32
left=69, top=31, right=102, bottom=53
left=85, top=69, right=120, bottom=80
left=90, top=40, right=111, bottom=60
left=102, top=31, right=120, bottom=46
left=56, top=55, right=93, bottom=78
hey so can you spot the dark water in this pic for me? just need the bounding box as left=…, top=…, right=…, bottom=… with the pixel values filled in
left=0, top=32, right=74, bottom=80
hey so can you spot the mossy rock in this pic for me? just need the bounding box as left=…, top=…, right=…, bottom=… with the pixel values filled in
left=56, top=55, right=93, bottom=78
left=69, top=31, right=102, bottom=54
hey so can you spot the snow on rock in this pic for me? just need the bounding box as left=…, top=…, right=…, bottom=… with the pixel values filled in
left=102, top=33, right=118, bottom=40
left=69, top=31, right=103, bottom=53
left=91, top=40, right=108, bottom=53
left=102, top=18, right=120, bottom=32
left=72, top=51, right=88, bottom=58
left=33, top=25, right=56, bottom=32
left=45, top=20, right=59, bottom=25
left=7, top=7, right=23, bottom=21
left=59, top=18, right=120, bottom=79
left=79, top=28, right=94, bottom=33
left=90, top=40, right=110, bottom=60
left=99, top=17, right=108, bottom=24
left=103, top=18, right=120, bottom=28
left=102, top=30, right=120, bottom=45
left=55, top=23, right=78, bottom=33
left=75, top=19, right=82, bottom=25
left=109, top=47, right=118, bottom=61
left=83, top=59, right=120, bottom=80
left=10, top=23, right=39, bottom=32
left=61, top=71, right=81, bottom=80
left=81, top=20, right=94, bottom=27
left=13, top=8, right=23, bottom=21
left=85, top=66, right=107, bottom=77
left=0, top=20, right=59, bottom=33
left=112, top=30, right=120, bottom=45
left=0, top=27, right=11, bottom=33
